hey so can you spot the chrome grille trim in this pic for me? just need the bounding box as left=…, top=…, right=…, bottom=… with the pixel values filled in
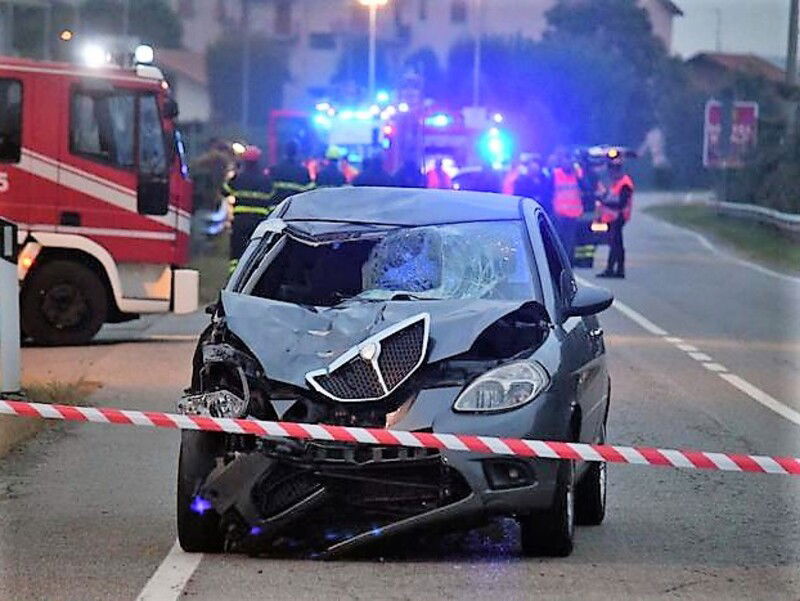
left=305, top=313, right=430, bottom=402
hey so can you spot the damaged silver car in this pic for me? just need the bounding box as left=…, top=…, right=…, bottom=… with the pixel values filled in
left=177, top=187, right=614, bottom=558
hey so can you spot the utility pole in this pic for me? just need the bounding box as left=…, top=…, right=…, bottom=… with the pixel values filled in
left=241, top=0, right=251, bottom=130
left=786, top=0, right=799, bottom=138
left=122, top=0, right=130, bottom=36
left=472, top=0, right=482, bottom=107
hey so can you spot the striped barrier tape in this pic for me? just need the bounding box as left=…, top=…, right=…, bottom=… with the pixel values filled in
left=1, top=399, right=799, bottom=476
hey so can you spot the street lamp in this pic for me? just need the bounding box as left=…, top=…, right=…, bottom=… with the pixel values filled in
left=358, top=0, right=389, bottom=102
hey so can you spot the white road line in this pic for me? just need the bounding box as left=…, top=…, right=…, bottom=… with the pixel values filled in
left=688, top=352, right=713, bottom=362
left=676, top=343, right=699, bottom=352
left=718, top=373, right=800, bottom=427
left=610, top=299, right=669, bottom=336
left=702, top=362, right=728, bottom=373
left=135, top=540, right=202, bottom=601
left=664, top=336, right=684, bottom=344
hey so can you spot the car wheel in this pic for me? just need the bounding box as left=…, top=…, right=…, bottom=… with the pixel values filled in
left=576, top=423, right=607, bottom=526
left=177, top=431, right=225, bottom=553
left=519, top=460, right=575, bottom=557
left=21, top=260, right=107, bottom=346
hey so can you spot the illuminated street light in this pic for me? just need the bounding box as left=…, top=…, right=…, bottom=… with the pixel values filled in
left=357, top=0, right=389, bottom=102
left=59, top=29, right=74, bottom=42
left=81, top=43, right=110, bottom=68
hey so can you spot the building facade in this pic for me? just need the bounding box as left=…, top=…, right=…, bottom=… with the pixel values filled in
left=172, top=0, right=682, bottom=112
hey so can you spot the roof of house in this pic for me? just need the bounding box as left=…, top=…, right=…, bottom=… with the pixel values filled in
left=155, top=49, right=207, bottom=87
left=687, top=52, right=785, bottom=84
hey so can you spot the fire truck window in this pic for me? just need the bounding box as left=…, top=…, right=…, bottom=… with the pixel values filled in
left=138, top=95, right=167, bottom=176
left=71, top=92, right=135, bottom=168
left=0, top=79, right=22, bottom=163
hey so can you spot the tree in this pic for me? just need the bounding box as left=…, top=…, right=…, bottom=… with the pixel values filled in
left=206, top=34, right=290, bottom=130
left=404, top=47, right=444, bottom=100
left=79, top=0, right=183, bottom=49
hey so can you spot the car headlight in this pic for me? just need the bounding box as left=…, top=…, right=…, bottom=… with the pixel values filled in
left=453, top=361, right=550, bottom=413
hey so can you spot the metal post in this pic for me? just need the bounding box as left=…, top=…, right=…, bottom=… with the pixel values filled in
left=786, top=0, right=799, bottom=138
left=368, top=3, right=377, bottom=101
left=0, top=219, right=20, bottom=394
left=471, top=0, right=482, bottom=107
left=241, top=0, right=251, bottom=130
left=122, top=0, right=130, bottom=36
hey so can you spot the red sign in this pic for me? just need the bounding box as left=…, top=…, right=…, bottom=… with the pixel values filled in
left=703, top=100, right=759, bottom=168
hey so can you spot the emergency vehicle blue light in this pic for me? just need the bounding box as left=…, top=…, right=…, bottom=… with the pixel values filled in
left=376, top=90, right=390, bottom=104
left=425, top=113, right=452, bottom=128
left=479, top=127, right=513, bottom=164
left=313, top=114, right=332, bottom=129
left=340, top=110, right=355, bottom=120
left=315, top=101, right=331, bottom=112
left=190, top=496, right=212, bottom=515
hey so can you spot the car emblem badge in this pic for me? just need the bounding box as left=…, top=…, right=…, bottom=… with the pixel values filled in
left=359, top=342, right=378, bottom=362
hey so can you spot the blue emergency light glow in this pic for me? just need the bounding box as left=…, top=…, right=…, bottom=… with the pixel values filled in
left=398, top=102, right=410, bottom=113
left=376, top=90, right=390, bottom=104
left=479, top=126, right=514, bottom=166
left=339, top=110, right=354, bottom=120
left=315, top=101, right=331, bottom=112
left=313, top=114, right=332, bottom=129
left=425, top=113, right=452, bottom=128
left=190, top=496, right=212, bottom=515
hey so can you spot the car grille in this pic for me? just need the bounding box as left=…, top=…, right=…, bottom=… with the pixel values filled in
left=306, top=314, right=429, bottom=402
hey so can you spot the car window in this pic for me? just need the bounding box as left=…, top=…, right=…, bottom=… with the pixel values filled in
left=245, top=221, right=539, bottom=306
left=538, top=216, right=575, bottom=309
left=0, top=79, right=22, bottom=163
left=71, top=90, right=135, bottom=168
left=138, top=94, right=168, bottom=176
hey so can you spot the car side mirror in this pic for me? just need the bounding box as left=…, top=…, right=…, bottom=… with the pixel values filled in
left=565, top=284, right=613, bottom=318
left=163, top=97, right=179, bottom=120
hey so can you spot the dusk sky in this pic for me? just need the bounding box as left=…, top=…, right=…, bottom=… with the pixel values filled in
left=672, top=0, right=791, bottom=60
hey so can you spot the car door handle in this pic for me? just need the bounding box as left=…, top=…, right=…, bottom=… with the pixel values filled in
left=588, top=328, right=603, bottom=338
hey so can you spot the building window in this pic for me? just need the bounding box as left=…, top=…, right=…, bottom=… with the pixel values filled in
left=0, top=79, right=22, bottom=163
left=451, top=0, right=467, bottom=23
left=275, top=0, right=292, bottom=35
left=419, top=0, right=428, bottom=21
left=309, top=33, right=336, bottom=50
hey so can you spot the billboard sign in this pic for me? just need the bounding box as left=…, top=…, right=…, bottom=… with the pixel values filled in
left=703, top=100, right=759, bottom=168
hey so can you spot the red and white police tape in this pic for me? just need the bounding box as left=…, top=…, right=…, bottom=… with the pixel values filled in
left=1, top=399, right=799, bottom=476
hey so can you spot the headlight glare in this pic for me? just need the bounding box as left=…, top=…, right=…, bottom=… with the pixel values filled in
left=453, top=361, right=549, bottom=412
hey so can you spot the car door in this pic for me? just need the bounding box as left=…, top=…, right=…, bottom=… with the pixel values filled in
left=536, top=214, right=599, bottom=443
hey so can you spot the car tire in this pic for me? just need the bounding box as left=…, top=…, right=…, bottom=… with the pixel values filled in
left=519, top=460, right=575, bottom=557
left=21, top=260, right=107, bottom=346
left=576, top=423, right=607, bottom=526
left=177, top=431, right=225, bottom=553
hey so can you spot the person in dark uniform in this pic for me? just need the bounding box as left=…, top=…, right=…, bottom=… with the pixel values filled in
left=223, top=145, right=274, bottom=274
left=352, top=155, right=394, bottom=187
left=393, top=158, right=426, bottom=188
left=596, top=150, right=634, bottom=279
left=269, top=140, right=315, bottom=203
left=315, top=146, right=347, bottom=187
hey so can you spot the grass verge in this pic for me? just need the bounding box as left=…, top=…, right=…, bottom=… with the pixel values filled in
left=190, top=231, right=230, bottom=305
left=645, top=204, right=800, bottom=276
left=0, top=378, right=102, bottom=458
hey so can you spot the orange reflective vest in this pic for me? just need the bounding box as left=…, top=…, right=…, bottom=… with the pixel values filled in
left=600, top=174, right=634, bottom=223
left=552, top=168, right=583, bottom=218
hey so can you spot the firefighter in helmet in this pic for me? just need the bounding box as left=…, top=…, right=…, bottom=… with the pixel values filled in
left=223, top=145, right=274, bottom=274
left=268, top=139, right=315, bottom=203
left=315, top=146, right=347, bottom=187
left=596, top=148, right=634, bottom=279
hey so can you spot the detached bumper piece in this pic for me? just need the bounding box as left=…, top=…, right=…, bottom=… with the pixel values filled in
left=200, top=440, right=471, bottom=557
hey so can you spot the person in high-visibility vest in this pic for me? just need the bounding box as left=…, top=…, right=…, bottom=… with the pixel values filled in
left=268, top=140, right=315, bottom=203
left=223, top=145, right=274, bottom=274
left=551, top=150, right=584, bottom=264
left=426, top=158, right=452, bottom=189
left=596, top=150, right=634, bottom=279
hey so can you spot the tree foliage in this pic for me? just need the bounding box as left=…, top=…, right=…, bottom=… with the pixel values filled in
left=330, top=35, right=393, bottom=93
left=404, top=47, right=445, bottom=100
left=206, top=34, right=290, bottom=129
left=79, top=0, right=183, bottom=49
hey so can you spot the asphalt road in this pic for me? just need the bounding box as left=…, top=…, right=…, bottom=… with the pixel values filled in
left=1, top=193, right=798, bottom=601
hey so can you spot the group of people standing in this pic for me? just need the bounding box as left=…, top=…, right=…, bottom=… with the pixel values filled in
left=224, top=140, right=632, bottom=279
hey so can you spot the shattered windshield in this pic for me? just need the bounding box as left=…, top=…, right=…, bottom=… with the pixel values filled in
left=246, top=221, right=537, bottom=306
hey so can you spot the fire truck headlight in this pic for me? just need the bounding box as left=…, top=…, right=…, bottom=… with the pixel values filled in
left=82, top=44, right=110, bottom=68
left=134, top=45, right=154, bottom=65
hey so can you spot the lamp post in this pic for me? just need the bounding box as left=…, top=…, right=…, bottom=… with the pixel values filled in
left=472, top=0, right=483, bottom=107
left=358, top=0, right=388, bottom=102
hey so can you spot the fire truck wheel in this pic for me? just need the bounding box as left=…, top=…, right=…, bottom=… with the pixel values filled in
left=21, top=260, right=108, bottom=346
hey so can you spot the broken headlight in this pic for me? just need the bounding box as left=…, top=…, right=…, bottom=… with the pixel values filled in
left=452, top=361, right=549, bottom=413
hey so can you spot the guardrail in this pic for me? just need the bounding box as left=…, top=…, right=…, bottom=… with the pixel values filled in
left=710, top=200, right=800, bottom=236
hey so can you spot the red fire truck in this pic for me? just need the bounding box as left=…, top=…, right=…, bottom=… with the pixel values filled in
left=0, top=56, right=198, bottom=345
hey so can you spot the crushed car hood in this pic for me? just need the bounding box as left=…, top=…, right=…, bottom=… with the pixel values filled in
left=221, top=291, right=532, bottom=389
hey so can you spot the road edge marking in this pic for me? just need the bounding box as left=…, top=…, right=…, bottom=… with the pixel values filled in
left=135, top=540, right=203, bottom=601
left=718, top=373, right=800, bottom=427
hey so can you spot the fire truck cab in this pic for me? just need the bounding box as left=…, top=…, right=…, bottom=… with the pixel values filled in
left=0, top=56, right=198, bottom=345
